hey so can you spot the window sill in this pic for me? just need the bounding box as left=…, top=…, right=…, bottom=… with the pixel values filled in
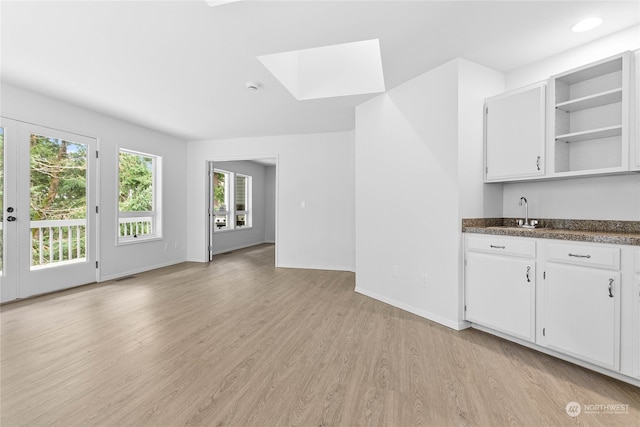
left=213, top=227, right=253, bottom=234
left=117, top=236, right=163, bottom=246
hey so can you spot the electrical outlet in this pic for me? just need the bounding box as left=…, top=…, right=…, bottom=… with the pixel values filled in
left=174, top=241, right=178, bottom=249
left=164, top=243, right=168, bottom=250
left=421, top=273, right=428, bottom=288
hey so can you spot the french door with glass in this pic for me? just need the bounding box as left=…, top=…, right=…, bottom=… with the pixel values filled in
left=1, top=118, right=97, bottom=302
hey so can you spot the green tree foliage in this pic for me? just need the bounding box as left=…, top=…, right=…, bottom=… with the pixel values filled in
left=0, top=130, right=4, bottom=216
left=213, top=171, right=226, bottom=210
left=29, top=135, right=87, bottom=265
left=119, top=152, right=153, bottom=212
left=30, top=135, right=87, bottom=220
left=0, top=130, right=4, bottom=271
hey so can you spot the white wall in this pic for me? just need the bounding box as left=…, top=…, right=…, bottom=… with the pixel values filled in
left=503, top=26, right=640, bottom=220
left=506, top=26, right=640, bottom=90
left=503, top=175, right=640, bottom=220
left=355, top=59, right=504, bottom=330
left=458, top=59, right=505, bottom=218
left=186, top=132, right=355, bottom=271
left=211, top=160, right=268, bottom=254
left=1, top=84, right=188, bottom=281
left=265, top=165, right=277, bottom=243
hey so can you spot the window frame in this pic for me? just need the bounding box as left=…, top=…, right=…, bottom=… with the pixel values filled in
left=117, top=148, right=162, bottom=244
left=234, top=173, right=251, bottom=229
left=212, top=168, right=252, bottom=233
left=213, top=169, right=231, bottom=231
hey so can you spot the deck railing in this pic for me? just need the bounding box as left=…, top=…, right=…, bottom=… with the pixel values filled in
left=17, top=216, right=154, bottom=269
left=30, top=219, right=86, bottom=267
left=119, top=216, right=153, bottom=239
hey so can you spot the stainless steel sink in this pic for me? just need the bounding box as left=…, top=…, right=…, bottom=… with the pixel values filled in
left=487, top=226, right=550, bottom=231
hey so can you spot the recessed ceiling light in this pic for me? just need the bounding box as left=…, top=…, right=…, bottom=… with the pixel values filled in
left=571, top=17, right=603, bottom=33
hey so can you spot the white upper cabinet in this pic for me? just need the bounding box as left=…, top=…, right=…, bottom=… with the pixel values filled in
left=484, top=83, right=546, bottom=182
left=484, top=50, right=637, bottom=182
left=548, top=52, right=631, bottom=177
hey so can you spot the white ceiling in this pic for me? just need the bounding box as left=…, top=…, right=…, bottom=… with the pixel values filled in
left=1, top=1, right=639, bottom=141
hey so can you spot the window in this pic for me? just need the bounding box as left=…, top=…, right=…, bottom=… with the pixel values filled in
left=118, top=149, right=161, bottom=242
left=213, top=170, right=230, bottom=231
left=213, top=168, right=251, bottom=232
left=235, top=174, right=251, bottom=228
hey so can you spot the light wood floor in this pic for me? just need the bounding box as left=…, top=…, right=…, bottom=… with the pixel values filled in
left=1, top=244, right=638, bottom=426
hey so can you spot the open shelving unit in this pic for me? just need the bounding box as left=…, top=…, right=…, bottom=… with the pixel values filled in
left=551, top=53, right=630, bottom=176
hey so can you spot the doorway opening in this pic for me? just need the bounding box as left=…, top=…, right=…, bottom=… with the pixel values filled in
left=207, top=157, right=277, bottom=265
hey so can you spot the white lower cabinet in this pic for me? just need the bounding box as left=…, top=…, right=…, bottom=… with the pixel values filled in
left=543, top=263, right=620, bottom=370
left=464, top=234, right=535, bottom=342
left=542, top=242, right=621, bottom=370
left=466, top=253, right=535, bottom=341
left=636, top=271, right=640, bottom=379
left=635, top=250, right=640, bottom=379
left=464, top=234, right=637, bottom=385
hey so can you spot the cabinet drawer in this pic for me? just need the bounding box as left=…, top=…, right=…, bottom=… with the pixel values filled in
left=466, top=234, right=535, bottom=258
left=547, top=242, right=620, bottom=270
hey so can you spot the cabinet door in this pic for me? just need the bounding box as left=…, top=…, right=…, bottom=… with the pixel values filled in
left=543, top=263, right=620, bottom=370
left=633, top=50, right=640, bottom=171
left=636, top=273, right=640, bottom=379
left=485, top=83, right=546, bottom=182
left=466, top=252, right=535, bottom=341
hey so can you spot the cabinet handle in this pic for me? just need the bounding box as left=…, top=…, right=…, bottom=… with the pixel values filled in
left=526, top=266, right=531, bottom=283
left=536, top=156, right=541, bottom=171
left=608, top=278, right=614, bottom=298
left=490, top=245, right=505, bottom=249
left=568, top=253, right=591, bottom=259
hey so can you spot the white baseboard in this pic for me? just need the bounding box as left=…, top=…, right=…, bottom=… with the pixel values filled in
left=277, top=262, right=355, bottom=272
left=212, top=241, right=270, bottom=255
left=471, top=323, right=640, bottom=387
left=99, top=258, right=187, bottom=282
left=355, top=287, right=468, bottom=331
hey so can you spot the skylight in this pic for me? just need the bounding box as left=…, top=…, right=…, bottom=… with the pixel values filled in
left=258, top=39, right=386, bottom=100
left=204, top=0, right=242, bottom=6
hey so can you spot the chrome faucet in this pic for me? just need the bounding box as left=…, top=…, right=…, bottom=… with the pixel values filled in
left=519, top=197, right=529, bottom=226
left=518, top=197, right=538, bottom=228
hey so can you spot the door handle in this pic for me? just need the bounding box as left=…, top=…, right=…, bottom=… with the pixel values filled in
left=7, top=216, right=17, bottom=222
left=526, top=266, right=531, bottom=282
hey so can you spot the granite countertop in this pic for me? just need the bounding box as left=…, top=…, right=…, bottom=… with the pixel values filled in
left=462, top=218, right=640, bottom=246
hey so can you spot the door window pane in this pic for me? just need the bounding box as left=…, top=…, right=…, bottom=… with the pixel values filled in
left=30, top=134, right=87, bottom=268
left=0, top=128, right=4, bottom=273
